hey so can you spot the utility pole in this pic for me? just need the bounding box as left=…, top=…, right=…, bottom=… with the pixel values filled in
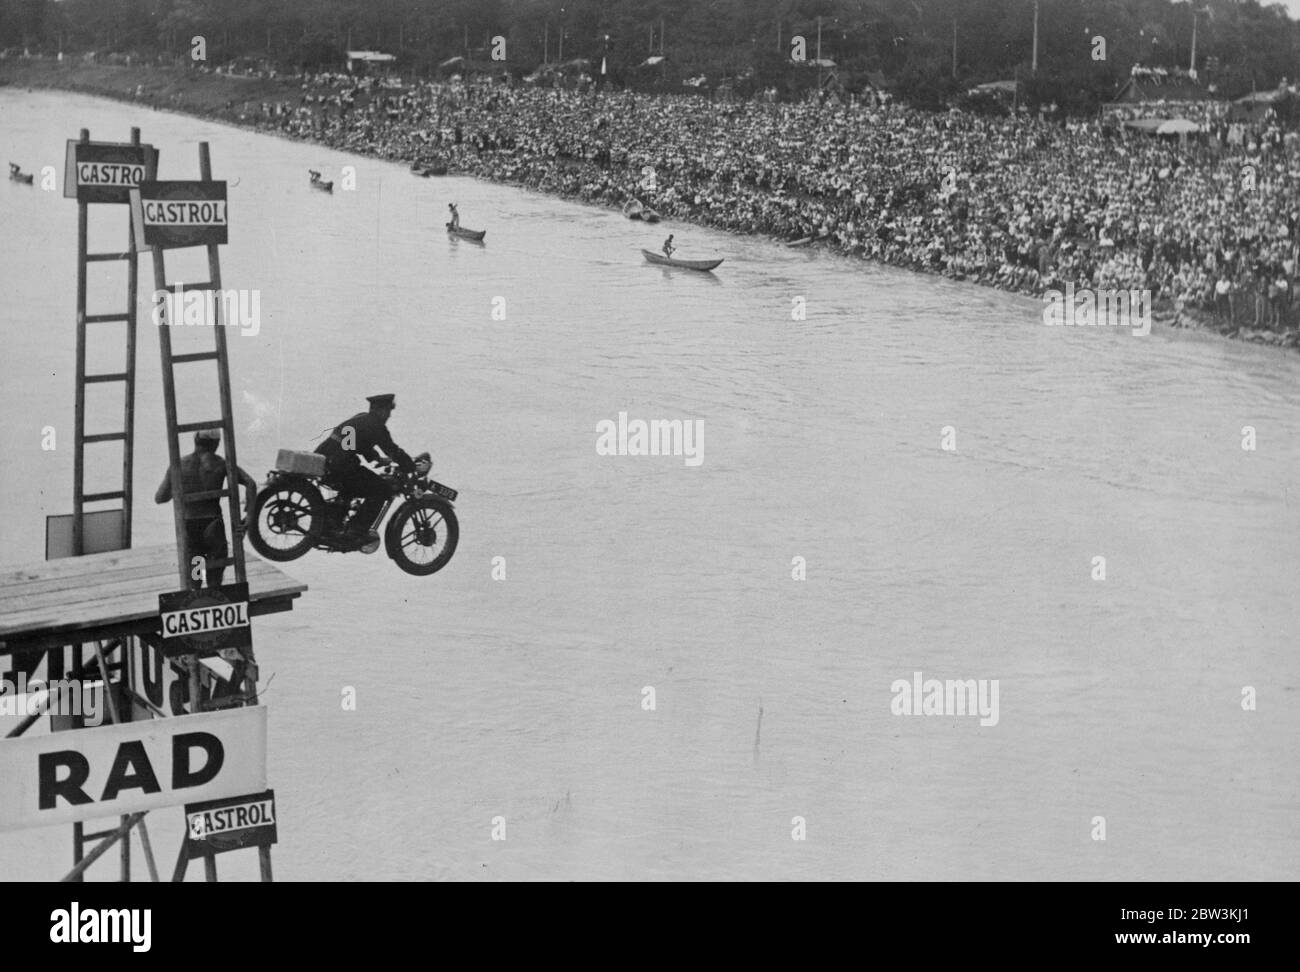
left=952, top=18, right=957, bottom=78
left=817, top=15, right=823, bottom=89
left=559, top=7, right=565, bottom=62
left=1032, top=0, right=1039, bottom=74
left=1190, top=9, right=1199, bottom=78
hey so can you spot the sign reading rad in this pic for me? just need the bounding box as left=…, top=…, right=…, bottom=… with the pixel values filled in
left=0, top=706, right=267, bottom=832
left=130, top=180, right=228, bottom=249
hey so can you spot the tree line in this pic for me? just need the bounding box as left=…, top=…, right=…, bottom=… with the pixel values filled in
left=1, top=0, right=1297, bottom=111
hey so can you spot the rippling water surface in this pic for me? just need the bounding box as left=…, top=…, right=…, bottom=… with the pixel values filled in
left=2, top=91, right=1298, bottom=880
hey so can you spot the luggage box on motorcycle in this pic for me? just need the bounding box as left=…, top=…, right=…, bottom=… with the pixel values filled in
left=275, top=449, right=327, bottom=477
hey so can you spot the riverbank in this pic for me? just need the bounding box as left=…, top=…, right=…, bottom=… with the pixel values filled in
left=5, top=57, right=1297, bottom=351
left=0, top=57, right=290, bottom=115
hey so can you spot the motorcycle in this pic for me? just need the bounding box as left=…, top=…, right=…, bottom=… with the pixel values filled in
left=246, top=449, right=459, bottom=576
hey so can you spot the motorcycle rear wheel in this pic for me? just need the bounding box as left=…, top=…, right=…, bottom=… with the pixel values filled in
left=248, top=481, right=325, bottom=561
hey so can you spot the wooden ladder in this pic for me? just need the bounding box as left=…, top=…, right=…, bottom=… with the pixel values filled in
left=69, top=126, right=145, bottom=879
left=143, top=141, right=269, bottom=882
left=146, top=142, right=247, bottom=593
left=72, top=127, right=142, bottom=556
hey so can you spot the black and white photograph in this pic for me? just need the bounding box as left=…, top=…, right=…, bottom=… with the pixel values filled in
left=0, top=0, right=1294, bottom=923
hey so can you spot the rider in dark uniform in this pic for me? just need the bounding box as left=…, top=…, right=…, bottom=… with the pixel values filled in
left=315, top=393, right=415, bottom=542
left=155, top=428, right=257, bottom=589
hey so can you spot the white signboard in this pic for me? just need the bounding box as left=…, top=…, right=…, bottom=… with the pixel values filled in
left=0, top=706, right=266, bottom=832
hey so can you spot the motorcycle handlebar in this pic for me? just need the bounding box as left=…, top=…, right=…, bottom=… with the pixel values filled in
left=378, top=452, right=432, bottom=480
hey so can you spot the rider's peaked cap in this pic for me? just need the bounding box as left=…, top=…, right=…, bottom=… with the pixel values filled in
left=367, top=394, right=396, bottom=409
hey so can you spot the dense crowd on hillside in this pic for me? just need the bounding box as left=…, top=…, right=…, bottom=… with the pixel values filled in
left=232, top=72, right=1300, bottom=338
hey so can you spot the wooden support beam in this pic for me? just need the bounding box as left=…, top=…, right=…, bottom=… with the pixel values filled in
left=60, top=813, right=146, bottom=883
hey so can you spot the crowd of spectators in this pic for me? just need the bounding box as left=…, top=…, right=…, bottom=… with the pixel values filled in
left=229, top=72, right=1300, bottom=341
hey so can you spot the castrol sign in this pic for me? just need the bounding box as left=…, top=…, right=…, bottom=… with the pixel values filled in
left=130, top=180, right=229, bottom=249
left=63, top=140, right=158, bottom=203
left=185, top=789, right=278, bottom=856
left=158, top=582, right=251, bottom=658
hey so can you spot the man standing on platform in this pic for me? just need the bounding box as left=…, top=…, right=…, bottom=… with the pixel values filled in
left=155, top=428, right=257, bottom=589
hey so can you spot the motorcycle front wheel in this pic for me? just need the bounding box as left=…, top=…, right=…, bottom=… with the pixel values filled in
left=247, top=480, right=325, bottom=561
left=385, top=497, right=458, bottom=576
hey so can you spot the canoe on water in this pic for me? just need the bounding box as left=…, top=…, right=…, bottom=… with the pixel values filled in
left=310, top=179, right=333, bottom=192
left=9, top=170, right=33, bottom=185
left=788, top=232, right=831, bottom=247
left=447, top=222, right=486, bottom=241
left=641, top=249, right=723, bottom=272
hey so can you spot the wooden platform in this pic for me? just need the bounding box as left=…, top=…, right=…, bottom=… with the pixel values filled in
left=0, top=545, right=306, bottom=656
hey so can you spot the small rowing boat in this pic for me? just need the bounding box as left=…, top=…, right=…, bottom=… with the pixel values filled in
left=788, top=231, right=831, bottom=247
left=641, top=249, right=723, bottom=272
left=446, top=222, right=486, bottom=242
left=641, top=209, right=661, bottom=224
left=8, top=167, right=33, bottom=185
left=411, top=161, right=448, bottom=177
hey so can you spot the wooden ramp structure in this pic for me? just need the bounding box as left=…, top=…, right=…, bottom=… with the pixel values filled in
left=0, top=546, right=305, bottom=657
left=0, top=546, right=305, bottom=882
left=0, top=131, right=305, bottom=883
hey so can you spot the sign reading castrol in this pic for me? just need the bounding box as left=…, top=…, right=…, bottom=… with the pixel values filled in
left=130, top=180, right=228, bottom=249
left=158, top=582, right=251, bottom=659
left=0, top=707, right=266, bottom=832
left=62, top=140, right=158, bottom=203
left=185, top=789, right=278, bottom=856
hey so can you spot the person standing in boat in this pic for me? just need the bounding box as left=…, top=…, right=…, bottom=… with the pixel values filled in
left=448, top=203, right=460, bottom=230
left=662, top=234, right=675, bottom=259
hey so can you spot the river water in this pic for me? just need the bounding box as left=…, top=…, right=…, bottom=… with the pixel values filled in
left=1, top=89, right=1298, bottom=881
